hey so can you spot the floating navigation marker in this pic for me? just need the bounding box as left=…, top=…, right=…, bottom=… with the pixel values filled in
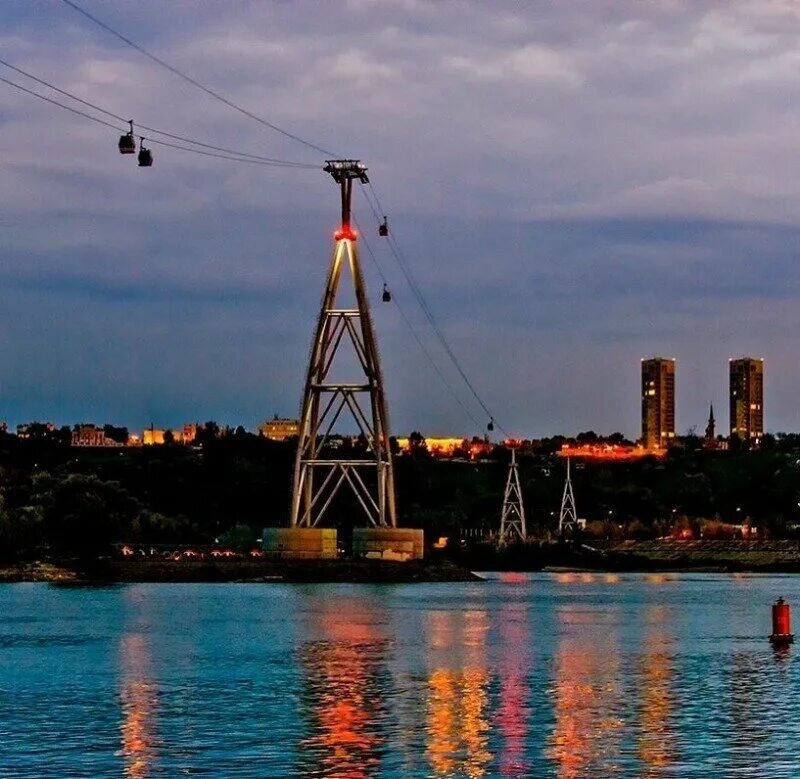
left=770, top=597, right=794, bottom=645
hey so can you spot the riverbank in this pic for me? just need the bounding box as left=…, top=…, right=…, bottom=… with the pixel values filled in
left=592, top=539, right=800, bottom=572
left=0, top=558, right=482, bottom=584
left=7, top=540, right=800, bottom=582
left=455, top=539, right=800, bottom=573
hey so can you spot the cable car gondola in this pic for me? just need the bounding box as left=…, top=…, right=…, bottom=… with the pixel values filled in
left=487, top=418, right=494, bottom=432
left=382, top=283, right=391, bottom=303
left=138, top=138, right=153, bottom=167
left=378, top=216, right=389, bottom=237
left=118, top=119, right=135, bottom=154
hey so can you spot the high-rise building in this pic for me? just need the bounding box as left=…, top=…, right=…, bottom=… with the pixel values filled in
left=729, top=357, right=764, bottom=447
left=641, top=358, right=676, bottom=450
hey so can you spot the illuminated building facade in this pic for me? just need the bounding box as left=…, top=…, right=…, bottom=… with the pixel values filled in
left=142, top=428, right=166, bottom=446
left=641, top=358, right=675, bottom=450
left=558, top=443, right=657, bottom=461
left=71, top=424, right=118, bottom=447
left=729, top=357, right=764, bottom=447
left=395, top=437, right=466, bottom=457
left=258, top=415, right=300, bottom=440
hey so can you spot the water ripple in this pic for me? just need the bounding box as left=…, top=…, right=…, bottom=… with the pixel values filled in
left=0, top=576, right=798, bottom=777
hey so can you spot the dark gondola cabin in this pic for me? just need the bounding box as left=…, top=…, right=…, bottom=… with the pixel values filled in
left=138, top=143, right=153, bottom=167
left=379, top=217, right=389, bottom=237
left=487, top=418, right=494, bottom=432
left=118, top=132, right=135, bottom=154
left=382, top=284, right=391, bottom=303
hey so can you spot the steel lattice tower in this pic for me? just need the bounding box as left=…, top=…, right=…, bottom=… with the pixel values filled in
left=558, top=457, right=578, bottom=534
left=290, top=160, right=397, bottom=528
left=499, top=448, right=526, bottom=544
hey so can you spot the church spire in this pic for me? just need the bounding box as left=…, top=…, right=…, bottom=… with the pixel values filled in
left=705, top=403, right=716, bottom=448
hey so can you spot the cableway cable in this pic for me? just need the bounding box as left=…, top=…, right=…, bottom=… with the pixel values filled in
left=37, top=2, right=504, bottom=432
left=0, top=74, right=318, bottom=169
left=360, top=182, right=507, bottom=435
left=57, top=0, right=501, bottom=432
left=355, top=217, right=482, bottom=430
left=59, top=0, right=337, bottom=158
left=0, top=57, right=315, bottom=168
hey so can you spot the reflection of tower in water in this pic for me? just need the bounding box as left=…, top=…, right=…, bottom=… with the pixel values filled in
left=497, top=602, right=530, bottom=777
left=425, top=609, right=491, bottom=779
left=299, top=599, right=389, bottom=778
left=119, top=633, right=158, bottom=779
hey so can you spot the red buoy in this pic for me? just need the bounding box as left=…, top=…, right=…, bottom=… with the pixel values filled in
left=770, top=597, right=794, bottom=645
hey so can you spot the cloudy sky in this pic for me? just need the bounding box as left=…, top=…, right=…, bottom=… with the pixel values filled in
left=2, top=0, right=800, bottom=438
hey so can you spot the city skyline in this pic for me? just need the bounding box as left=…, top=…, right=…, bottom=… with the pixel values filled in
left=0, top=348, right=782, bottom=446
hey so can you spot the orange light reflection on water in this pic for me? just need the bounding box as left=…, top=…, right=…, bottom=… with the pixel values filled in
left=638, top=606, right=675, bottom=775
left=548, top=606, right=624, bottom=779
left=300, top=601, right=385, bottom=779
left=119, top=633, right=157, bottom=779
left=425, top=610, right=491, bottom=779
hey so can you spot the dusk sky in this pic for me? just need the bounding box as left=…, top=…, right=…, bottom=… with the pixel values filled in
left=2, top=1, right=800, bottom=438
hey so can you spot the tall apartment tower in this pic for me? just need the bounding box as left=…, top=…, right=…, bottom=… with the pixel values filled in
left=641, top=358, right=676, bottom=450
left=729, top=357, right=764, bottom=447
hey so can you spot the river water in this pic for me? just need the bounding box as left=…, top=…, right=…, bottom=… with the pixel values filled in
left=1, top=573, right=798, bottom=778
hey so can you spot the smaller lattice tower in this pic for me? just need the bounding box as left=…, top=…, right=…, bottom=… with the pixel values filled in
left=558, top=457, right=578, bottom=535
left=499, top=447, right=527, bottom=544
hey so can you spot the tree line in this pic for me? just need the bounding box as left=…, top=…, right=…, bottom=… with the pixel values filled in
left=2, top=425, right=800, bottom=561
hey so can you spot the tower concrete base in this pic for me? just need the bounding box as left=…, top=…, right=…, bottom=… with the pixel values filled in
left=262, top=527, right=338, bottom=559
left=352, top=527, right=424, bottom=561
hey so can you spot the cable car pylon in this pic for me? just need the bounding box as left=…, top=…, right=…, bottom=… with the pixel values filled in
left=290, top=160, right=397, bottom=529
left=558, top=457, right=579, bottom=535
left=498, top=446, right=527, bottom=545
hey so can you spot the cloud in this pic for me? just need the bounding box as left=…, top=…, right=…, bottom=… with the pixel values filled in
left=1, top=1, right=800, bottom=437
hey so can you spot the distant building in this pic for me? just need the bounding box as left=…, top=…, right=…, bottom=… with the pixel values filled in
left=259, top=416, right=299, bottom=441
left=559, top=443, right=657, bottom=461
left=71, top=424, right=119, bottom=447
left=182, top=423, right=198, bottom=445
left=16, top=422, right=55, bottom=439
left=395, top=436, right=491, bottom=459
left=730, top=357, right=764, bottom=447
left=143, top=427, right=166, bottom=446
left=641, top=358, right=676, bottom=450
left=395, top=437, right=467, bottom=457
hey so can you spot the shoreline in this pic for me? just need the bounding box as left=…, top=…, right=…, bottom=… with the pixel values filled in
left=0, top=558, right=483, bottom=585
left=5, top=559, right=800, bottom=583
left=7, top=541, right=800, bottom=582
